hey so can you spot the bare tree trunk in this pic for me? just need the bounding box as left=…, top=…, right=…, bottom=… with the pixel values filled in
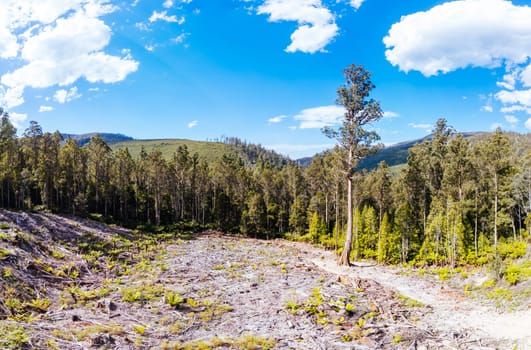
left=474, top=190, right=478, bottom=257
left=338, top=148, right=353, bottom=266
left=334, top=189, right=339, bottom=255
left=325, top=194, right=329, bottom=227
left=494, top=173, right=498, bottom=253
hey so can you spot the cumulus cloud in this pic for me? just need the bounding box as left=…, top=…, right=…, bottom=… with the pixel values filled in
left=188, top=120, right=198, bottom=128
left=268, top=115, right=287, bottom=124
left=496, top=62, right=531, bottom=114
left=54, top=87, right=81, bottom=104
left=505, top=115, right=518, bottom=124
left=163, top=0, right=174, bottom=8
left=173, top=33, right=189, bottom=44
left=9, top=112, right=27, bottom=129
left=384, top=0, right=531, bottom=76
left=0, top=86, right=24, bottom=109
left=496, top=88, right=531, bottom=109
left=149, top=10, right=184, bottom=24
left=501, top=105, right=531, bottom=114
left=525, top=118, right=531, bottom=130
left=0, top=27, right=18, bottom=59
left=408, top=123, right=432, bottom=132
left=481, top=105, right=494, bottom=113
left=383, top=111, right=399, bottom=118
left=293, top=105, right=345, bottom=129
left=257, top=0, right=339, bottom=53
left=497, top=72, right=517, bottom=91
left=349, top=0, right=365, bottom=10
left=0, top=0, right=138, bottom=109
left=39, top=105, right=54, bottom=112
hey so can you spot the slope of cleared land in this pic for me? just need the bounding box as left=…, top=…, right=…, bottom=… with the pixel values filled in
left=0, top=210, right=529, bottom=349
left=110, top=139, right=233, bottom=163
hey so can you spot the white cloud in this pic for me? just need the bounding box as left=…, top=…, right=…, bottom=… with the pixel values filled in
left=383, top=111, right=399, bottom=118
left=149, top=10, right=184, bottom=24
left=384, top=0, right=531, bottom=76
left=135, top=22, right=150, bottom=31
left=525, top=118, right=531, bottom=130
left=0, top=86, right=24, bottom=109
left=163, top=0, right=174, bottom=8
left=54, top=87, right=81, bottom=104
left=496, top=63, right=531, bottom=112
left=188, top=120, right=198, bottom=128
left=497, top=72, right=517, bottom=91
left=504, top=115, right=518, bottom=124
left=408, top=123, right=432, bottom=132
left=496, top=89, right=531, bottom=108
left=268, top=115, right=287, bottom=124
left=521, top=64, right=531, bottom=87
left=257, top=0, right=339, bottom=53
left=500, top=105, right=531, bottom=114
left=173, top=33, right=189, bottom=44
left=481, top=105, right=493, bottom=113
left=39, top=105, right=53, bottom=112
left=294, top=105, right=345, bottom=129
left=0, top=0, right=138, bottom=109
left=349, top=0, right=365, bottom=10
left=9, top=112, right=27, bottom=129
left=0, top=27, right=18, bottom=59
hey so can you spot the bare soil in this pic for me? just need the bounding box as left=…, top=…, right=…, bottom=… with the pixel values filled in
left=0, top=210, right=529, bottom=349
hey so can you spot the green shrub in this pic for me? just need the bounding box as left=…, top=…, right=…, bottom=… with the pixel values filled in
left=498, top=240, right=527, bottom=260
left=431, top=267, right=453, bottom=280
left=504, top=262, right=531, bottom=285
left=0, top=247, right=14, bottom=260
left=0, top=324, right=30, bottom=349
left=165, top=292, right=184, bottom=307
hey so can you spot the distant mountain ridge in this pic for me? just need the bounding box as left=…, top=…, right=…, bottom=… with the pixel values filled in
left=64, top=131, right=526, bottom=172
left=62, top=132, right=134, bottom=146
left=297, top=132, right=482, bottom=170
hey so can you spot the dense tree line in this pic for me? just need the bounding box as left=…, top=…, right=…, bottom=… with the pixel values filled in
left=0, top=107, right=529, bottom=266
left=309, top=120, right=530, bottom=266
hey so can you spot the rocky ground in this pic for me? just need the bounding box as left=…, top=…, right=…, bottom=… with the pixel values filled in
left=0, top=210, right=529, bottom=349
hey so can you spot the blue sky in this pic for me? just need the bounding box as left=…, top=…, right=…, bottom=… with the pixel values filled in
left=1, top=0, right=531, bottom=158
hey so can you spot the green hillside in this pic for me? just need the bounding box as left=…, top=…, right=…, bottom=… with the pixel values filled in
left=110, top=139, right=233, bottom=163
left=109, top=137, right=293, bottom=168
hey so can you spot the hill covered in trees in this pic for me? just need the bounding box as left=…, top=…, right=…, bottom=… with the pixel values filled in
left=298, top=132, right=484, bottom=170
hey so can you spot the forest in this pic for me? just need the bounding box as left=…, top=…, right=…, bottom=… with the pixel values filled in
left=0, top=107, right=529, bottom=268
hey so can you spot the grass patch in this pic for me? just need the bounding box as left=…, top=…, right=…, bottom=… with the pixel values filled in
left=397, top=294, right=424, bottom=308
left=160, top=335, right=275, bottom=350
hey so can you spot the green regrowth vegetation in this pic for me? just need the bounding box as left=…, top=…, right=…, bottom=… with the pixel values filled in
left=160, top=335, right=275, bottom=350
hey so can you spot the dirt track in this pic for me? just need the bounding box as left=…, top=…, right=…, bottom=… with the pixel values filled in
left=307, top=246, right=531, bottom=349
